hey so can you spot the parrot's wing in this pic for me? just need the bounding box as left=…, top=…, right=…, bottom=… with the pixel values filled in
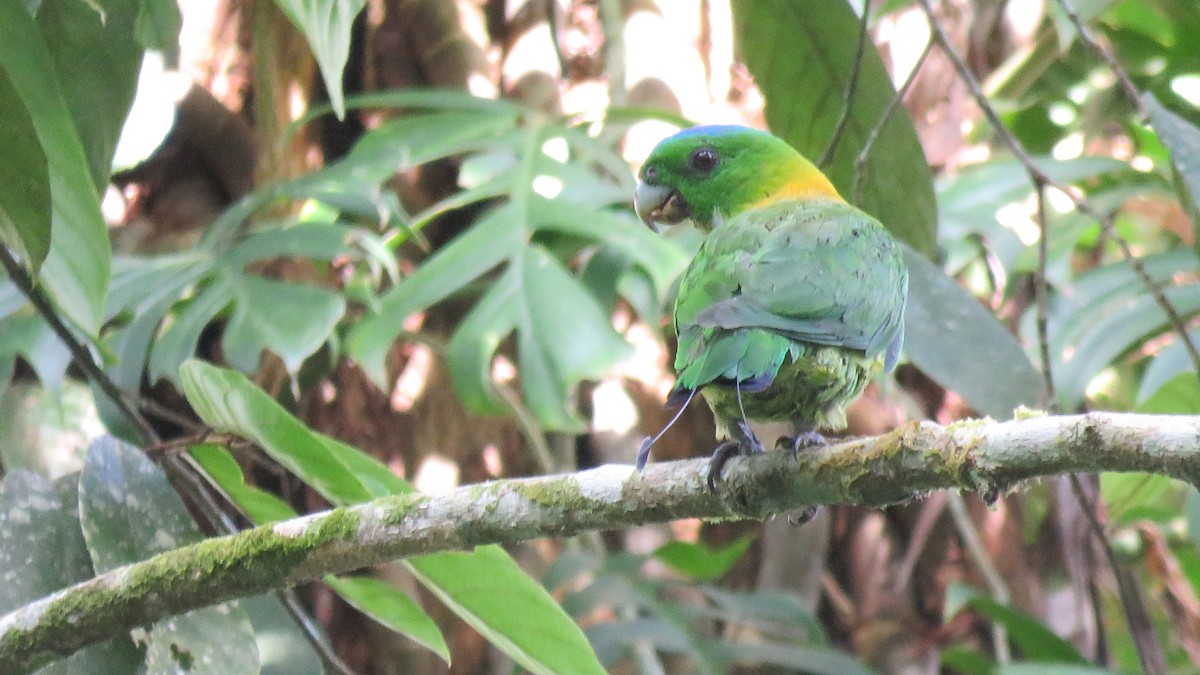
left=675, top=198, right=907, bottom=388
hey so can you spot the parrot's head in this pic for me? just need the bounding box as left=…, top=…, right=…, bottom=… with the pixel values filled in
left=635, top=125, right=840, bottom=232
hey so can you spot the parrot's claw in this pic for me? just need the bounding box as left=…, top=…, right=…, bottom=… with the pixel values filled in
left=736, top=420, right=766, bottom=454
left=706, top=440, right=741, bottom=490
left=787, top=506, right=820, bottom=526
left=706, top=427, right=766, bottom=490
left=776, top=430, right=827, bottom=461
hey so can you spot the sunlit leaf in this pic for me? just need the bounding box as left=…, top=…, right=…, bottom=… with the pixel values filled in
left=270, top=0, right=363, bottom=119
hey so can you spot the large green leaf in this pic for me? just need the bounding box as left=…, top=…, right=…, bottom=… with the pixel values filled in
left=220, top=272, right=346, bottom=375
left=0, top=471, right=142, bottom=674
left=135, top=0, right=182, bottom=52
left=0, top=0, right=110, bottom=331
left=325, top=575, right=450, bottom=665
left=179, top=360, right=606, bottom=673
left=0, top=70, right=51, bottom=271
left=1144, top=93, right=1200, bottom=255
left=77, top=437, right=259, bottom=674
left=270, top=0, right=364, bottom=119
left=180, top=361, right=373, bottom=504
left=408, top=546, right=606, bottom=675
left=732, top=0, right=937, bottom=257
left=37, top=0, right=143, bottom=191
left=1048, top=251, right=1200, bottom=408
left=901, top=245, right=1045, bottom=417
left=654, top=537, right=752, bottom=582
left=946, top=582, right=1087, bottom=665
left=348, top=121, right=688, bottom=430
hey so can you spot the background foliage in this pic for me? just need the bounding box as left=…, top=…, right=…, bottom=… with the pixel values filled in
left=1, top=0, right=1199, bottom=672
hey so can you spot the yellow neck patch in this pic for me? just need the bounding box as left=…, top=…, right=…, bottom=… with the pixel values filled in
left=747, top=166, right=843, bottom=210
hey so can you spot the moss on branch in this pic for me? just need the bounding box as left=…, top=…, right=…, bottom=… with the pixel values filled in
left=1, top=412, right=1198, bottom=672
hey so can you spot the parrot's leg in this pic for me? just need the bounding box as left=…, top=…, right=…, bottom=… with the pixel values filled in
left=706, top=378, right=765, bottom=489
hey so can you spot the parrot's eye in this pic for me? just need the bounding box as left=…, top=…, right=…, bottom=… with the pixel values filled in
left=687, top=147, right=719, bottom=174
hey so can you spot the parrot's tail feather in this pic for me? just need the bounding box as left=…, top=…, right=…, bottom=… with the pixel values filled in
left=636, top=387, right=700, bottom=472
left=665, top=385, right=695, bottom=409
left=713, top=372, right=775, bottom=394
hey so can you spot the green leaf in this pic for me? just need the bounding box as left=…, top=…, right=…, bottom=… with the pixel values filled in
left=138, top=606, right=260, bottom=675
left=1049, top=0, right=1120, bottom=49
left=937, top=157, right=1129, bottom=275
left=0, top=471, right=143, bottom=674
left=946, top=582, right=1087, bottom=665
left=135, top=0, right=182, bottom=52
left=1137, top=329, right=1200, bottom=404
left=325, top=575, right=450, bottom=665
left=0, top=471, right=95, bottom=613
left=77, top=437, right=260, bottom=674
left=0, top=70, right=51, bottom=271
left=654, top=537, right=752, bottom=582
left=901, top=245, right=1045, bottom=418
left=180, top=360, right=373, bottom=504
left=408, top=546, right=605, bottom=675
left=718, top=642, right=876, bottom=675
left=1051, top=259, right=1200, bottom=408
left=181, top=364, right=605, bottom=675
left=0, top=314, right=72, bottom=390
left=1144, top=94, right=1200, bottom=256
left=732, top=0, right=937, bottom=257
left=0, top=0, right=110, bottom=332
left=37, top=0, right=143, bottom=191
left=1138, top=372, right=1200, bottom=415
left=221, top=273, right=346, bottom=375
left=939, top=645, right=996, bottom=675
left=270, top=0, right=365, bottom=119
left=188, top=444, right=298, bottom=523
left=1100, top=471, right=1182, bottom=525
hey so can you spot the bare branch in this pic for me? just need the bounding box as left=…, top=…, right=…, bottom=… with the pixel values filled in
left=1055, top=0, right=1145, bottom=119
left=2, top=412, right=1200, bottom=673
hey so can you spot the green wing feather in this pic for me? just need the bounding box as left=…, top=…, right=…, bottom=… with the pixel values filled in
left=673, top=198, right=907, bottom=392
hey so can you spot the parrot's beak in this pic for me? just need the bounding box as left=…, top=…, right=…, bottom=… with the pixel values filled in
left=635, top=181, right=688, bottom=232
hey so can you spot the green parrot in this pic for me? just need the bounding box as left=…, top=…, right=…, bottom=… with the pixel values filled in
left=633, top=125, right=908, bottom=488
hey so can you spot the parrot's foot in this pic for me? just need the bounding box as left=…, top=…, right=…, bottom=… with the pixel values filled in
left=706, top=422, right=765, bottom=490
left=775, top=429, right=827, bottom=461
left=787, top=507, right=820, bottom=526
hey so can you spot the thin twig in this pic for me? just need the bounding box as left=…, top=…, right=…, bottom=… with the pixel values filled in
left=946, top=492, right=1011, bottom=665
left=1033, top=179, right=1057, bottom=407
left=914, top=0, right=1200, bottom=393
left=819, top=0, right=871, bottom=169
left=1068, top=474, right=1166, bottom=673
left=0, top=248, right=158, bottom=444
left=1055, top=0, right=1145, bottom=119
left=853, top=37, right=934, bottom=206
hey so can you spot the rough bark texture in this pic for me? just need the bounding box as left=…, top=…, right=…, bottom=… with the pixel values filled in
left=2, top=412, right=1198, bottom=673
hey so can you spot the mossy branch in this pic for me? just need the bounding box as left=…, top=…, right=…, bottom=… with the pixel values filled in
left=2, top=412, right=1199, bottom=672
